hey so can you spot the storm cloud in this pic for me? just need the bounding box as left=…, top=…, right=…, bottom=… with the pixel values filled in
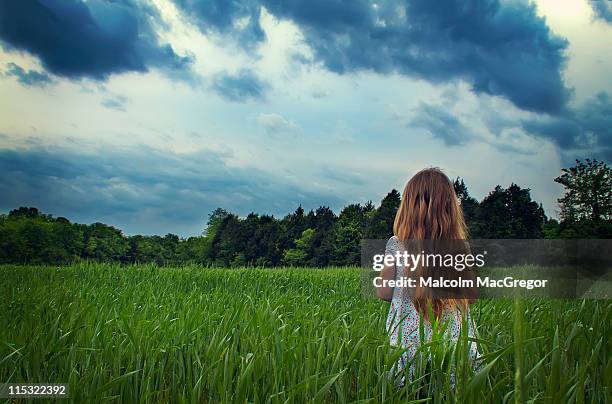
left=0, top=0, right=194, bottom=80
left=173, top=0, right=265, bottom=48
left=3, top=62, right=53, bottom=87
left=0, top=145, right=343, bottom=235
left=522, top=92, right=612, bottom=161
left=590, top=1, right=612, bottom=23
left=0, top=0, right=573, bottom=114
left=210, top=69, right=269, bottom=102
left=411, top=102, right=473, bottom=146
left=174, top=0, right=571, bottom=114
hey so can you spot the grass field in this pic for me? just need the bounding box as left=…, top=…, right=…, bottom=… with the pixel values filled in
left=1, top=263, right=610, bottom=403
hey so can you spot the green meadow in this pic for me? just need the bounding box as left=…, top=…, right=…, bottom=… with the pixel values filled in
left=1, top=263, right=610, bottom=403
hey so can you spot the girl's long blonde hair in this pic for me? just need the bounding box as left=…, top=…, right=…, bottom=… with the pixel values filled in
left=393, top=167, right=471, bottom=320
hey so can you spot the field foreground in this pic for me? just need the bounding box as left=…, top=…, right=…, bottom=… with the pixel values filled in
left=1, top=264, right=610, bottom=403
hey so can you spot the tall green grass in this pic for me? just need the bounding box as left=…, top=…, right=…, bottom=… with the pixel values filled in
left=0, top=263, right=610, bottom=403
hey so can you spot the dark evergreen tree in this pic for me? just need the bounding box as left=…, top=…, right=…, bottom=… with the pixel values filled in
left=364, top=189, right=401, bottom=239
left=209, top=214, right=243, bottom=266
left=453, top=177, right=481, bottom=237
left=310, top=206, right=337, bottom=266
left=252, top=214, right=282, bottom=266
left=475, top=184, right=546, bottom=238
left=279, top=206, right=308, bottom=253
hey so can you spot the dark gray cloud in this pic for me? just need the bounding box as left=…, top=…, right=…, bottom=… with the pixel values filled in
left=173, top=0, right=265, bottom=48
left=411, top=102, right=473, bottom=146
left=0, top=0, right=194, bottom=81
left=210, top=69, right=268, bottom=102
left=590, top=1, right=612, bottom=23
left=3, top=62, right=53, bottom=87
left=173, top=0, right=570, bottom=114
left=410, top=93, right=612, bottom=160
left=0, top=145, right=343, bottom=235
left=522, top=92, right=612, bottom=161
left=522, top=116, right=580, bottom=149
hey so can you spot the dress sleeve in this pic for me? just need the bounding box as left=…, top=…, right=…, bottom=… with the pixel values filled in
left=385, top=235, right=399, bottom=257
left=386, top=236, right=412, bottom=300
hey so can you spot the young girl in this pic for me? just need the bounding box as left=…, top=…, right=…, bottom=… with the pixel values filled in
left=375, top=167, right=479, bottom=382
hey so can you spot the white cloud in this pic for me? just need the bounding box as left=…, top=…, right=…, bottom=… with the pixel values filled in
left=535, top=0, right=612, bottom=102
left=257, top=113, right=299, bottom=134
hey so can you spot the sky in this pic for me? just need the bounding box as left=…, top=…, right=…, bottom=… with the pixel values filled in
left=0, top=0, right=611, bottom=236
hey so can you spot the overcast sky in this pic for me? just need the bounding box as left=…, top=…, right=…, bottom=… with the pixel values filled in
left=0, top=0, right=610, bottom=236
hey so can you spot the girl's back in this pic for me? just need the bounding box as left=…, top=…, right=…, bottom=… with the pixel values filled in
left=374, top=168, right=480, bottom=382
left=384, top=235, right=479, bottom=379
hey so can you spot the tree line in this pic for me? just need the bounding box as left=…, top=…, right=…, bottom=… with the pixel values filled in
left=0, top=159, right=610, bottom=266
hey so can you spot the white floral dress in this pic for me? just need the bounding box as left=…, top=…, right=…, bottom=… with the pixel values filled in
left=384, top=236, right=480, bottom=382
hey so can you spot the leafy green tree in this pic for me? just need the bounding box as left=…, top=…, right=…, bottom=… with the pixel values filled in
left=8, top=207, right=47, bottom=220
left=83, top=223, right=129, bottom=262
left=0, top=209, right=84, bottom=264
left=330, top=204, right=370, bottom=266
left=544, top=159, right=612, bottom=239
left=0, top=215, right=25, bottom=263
left=203, top=208, right=231, bottom=264
left=163, top=234, right=180, bottom=262
left=50, top=219, right=84, bottom=262
left=554, top=159, right=612, bottom=222
left=541, top=219, right=561, bottom=239
left=230, top=252, right=247, bottom=267
left=542, top=217, right=612, bottom=239
left=127, top=235, right=179, bottom=265
left=282, top=228, right=315, bottom=266
left=175, top=236, right=207, bottom=263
